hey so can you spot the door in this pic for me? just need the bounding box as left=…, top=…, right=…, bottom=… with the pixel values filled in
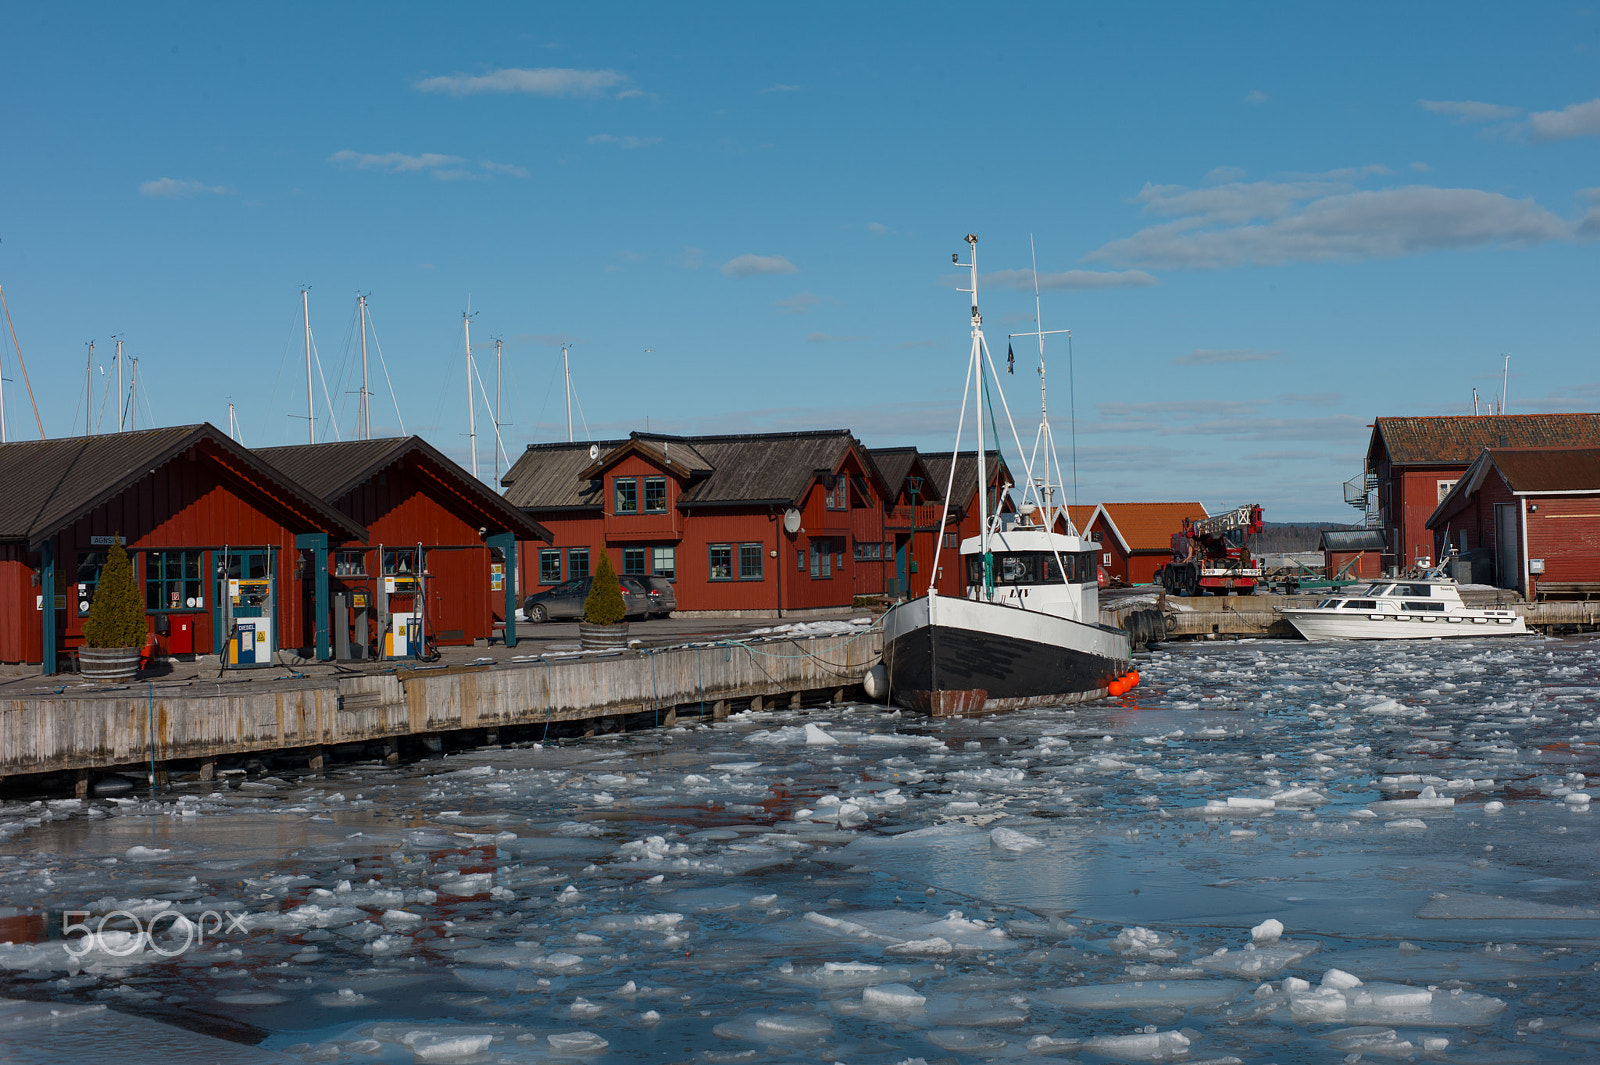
left=1494, top=504, right=1519, bottom=591
left=893, top=537, right=908, bottom=598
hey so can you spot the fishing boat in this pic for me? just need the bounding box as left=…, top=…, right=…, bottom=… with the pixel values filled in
left=876, top=235, right=1131, bottom=716
left=1280, top=575, right=1527, bottom=640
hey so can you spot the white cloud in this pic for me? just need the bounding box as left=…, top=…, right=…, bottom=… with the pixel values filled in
left=1206, top=166, right=1247, bottom=184
left=985, top=268, right=1158, bottom=291
left=721, top=254, right=798, bottom=277
left=326, top=150, right=523, bottom=180
left=866, top=222, right=889, bottom=235
left=139, top=177, right=228, bottom=198
left=1090, top=181, right=1572, bottom=270
left=1242, top=89, right=1268, bottom=105
left=1527, top=97, right=1600, bottom=142
left=1171, top=348, right=1281, bottom=366
left=415, top=67, right=629, bottom=97
left=587, top=134, right=662, bottom=149
left=772, top=292, right=821, bottom=314
left=1419, top=98, right=1522, bottom=123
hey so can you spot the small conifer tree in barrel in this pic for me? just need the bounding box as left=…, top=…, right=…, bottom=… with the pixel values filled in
left=583, top=552, right=628, bottom=625
left=83, top=541, right=147, bottom=649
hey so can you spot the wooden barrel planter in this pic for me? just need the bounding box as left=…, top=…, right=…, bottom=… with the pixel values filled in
left=78, top=646, right=141, bottom=682
left=578, top=623, right=630, bottom=651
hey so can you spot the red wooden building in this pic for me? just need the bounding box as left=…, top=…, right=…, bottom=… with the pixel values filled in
left=1319, top=528, right=1387, bottom=581
left=1365, top=414, right=1600, bottom=572
left=502, top=431, right=893, bottom=616
left=1085, top=502, right=1208, bottom=584
left=256, top=437, right=549, bottom=655
left=0, top=425, right=363, bottom=671
left=1427, top=446, right=1600, bottom=599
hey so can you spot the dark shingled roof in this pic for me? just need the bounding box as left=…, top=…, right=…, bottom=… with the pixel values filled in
left=1371, top=414, right=1600, bottom=467
left=919, top=451, right=1008, bottom=511
left=0, top=424, right=365, bottom=547
left=1320, top=528, right=1387, bottom=552
left=1488, top=446, right=1600, bottom=493
left=256, top=437, right=550, bottom=541
left=865, top=447, right=945, bottom=504
left=502, top=430, right=889, bottom=511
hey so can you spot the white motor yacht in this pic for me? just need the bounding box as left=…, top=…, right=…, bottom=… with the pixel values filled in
left=1280, top=577, right=1526, bottom=640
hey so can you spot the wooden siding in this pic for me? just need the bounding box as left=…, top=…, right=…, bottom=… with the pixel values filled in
left=0, top=545, right=42, bottom=663
left=1526, top=494, right=1600, bottom=596
left=1326, top=549, right=1383, bottom=580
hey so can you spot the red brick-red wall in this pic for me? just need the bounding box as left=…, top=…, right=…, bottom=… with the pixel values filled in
left=1526, top=494, right=1600, bottom=597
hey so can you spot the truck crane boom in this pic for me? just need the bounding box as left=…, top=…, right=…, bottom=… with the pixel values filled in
left=1154, top=504, right=1265, bottom=597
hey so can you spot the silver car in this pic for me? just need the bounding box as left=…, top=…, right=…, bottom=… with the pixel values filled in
left=523, top=576, right=649, bottom=623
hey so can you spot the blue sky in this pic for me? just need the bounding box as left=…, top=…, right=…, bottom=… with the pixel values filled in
left=1, top=3, right=1596, bottom=519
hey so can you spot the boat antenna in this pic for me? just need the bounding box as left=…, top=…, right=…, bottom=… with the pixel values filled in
left=302, top=286, right=314, bottom=443
left=85, top=340, right=95, bottom=435
left=494, top=336, right=503, bottom=484
left=562, top=343, right=574, bottom=442
left=358, top=293, right=371, bottom=440
left=1007, top=235, right=1074, bottom=529
left=1501, top=353, right=1509, bottom=415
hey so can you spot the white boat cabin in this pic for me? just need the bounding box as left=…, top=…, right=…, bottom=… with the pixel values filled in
left=959, top=526, right=1100, bottom=623
left=1312, top=579, right=1464, bottom=615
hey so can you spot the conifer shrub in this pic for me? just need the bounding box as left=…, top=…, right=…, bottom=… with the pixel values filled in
left=82, top=541, right=148, bottom=648
left=583, top=552, right=628, bottom=625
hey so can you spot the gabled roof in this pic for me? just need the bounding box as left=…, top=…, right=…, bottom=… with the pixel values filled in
left=1369, top=414, right=1600, bottom=468
left=256, top=437, right=550, bottom=542
left=0, top=424, right=366, bottom=548
left=918, top=451, right=1009, bottom=508
left=1320, top=528, right=1387, bottom=552
left=1430, top=446, right=1600, bottom=529
left=1090, top=502, right=1209, bottom=554
left=1065, top=504, right=1097, bottom=534
left=579, top=434, right=715, bottom=480
left=865, top=447, right=944, bottom=504
left=503, top=430, right=890, bottom=511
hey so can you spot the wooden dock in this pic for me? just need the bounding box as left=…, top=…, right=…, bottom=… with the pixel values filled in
left=0, top=631, right=881, bottom=792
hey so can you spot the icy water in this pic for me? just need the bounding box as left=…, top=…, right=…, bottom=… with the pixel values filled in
left=4, top=637, right=1600, bottom=1064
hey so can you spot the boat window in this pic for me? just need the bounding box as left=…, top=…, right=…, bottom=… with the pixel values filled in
left=1316, top=599, right=1344, bottom=609
left=967, top=550, right=1093, bottom=587
left=1341, top=599, right=1378, bottom=610
left=1388, top=583, right=1431, bottom=597
left=1401, top=600, right=1445, bottom=612
left=1362, top=584, right=1391, bottom=596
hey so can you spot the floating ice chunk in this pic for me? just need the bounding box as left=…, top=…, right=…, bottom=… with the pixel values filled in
left=804, top=724, right=840, bottom=745
left=1322, top=968, right=1363, bottom=989
left=437, top=872, right=494, bottom=896
left=1038, top=979, right=1245, bottom=1010
left=404, top=1031, right=494, bottom=1062
left=1565, top=792, right=1591, bottom=806
left=927, top=1030, right=1007, bottom=1052
left=862, top=983, right=926, bottom=1010
left=1251, top=918, right=1284, bottom=944
left=1082, top=1028, right=1191, bottom=1062
left=591, top=912, right=683, bottom=932
left=713, top=1011, right=834, bottom=1043
left=123, top=846, right=170, bottom=860
left=545, top=1030, right=609, bottom=1054
left=1484, top=801, right=1505, bottom=813
left=315, top=987, right=369, bottom=1007
left=989, top=827, right=1045, bottom=852
left=1384, top=818, right=1428, bottom=831
left=1197, top=940, right=1319, bottom=977
left=1112, top=926, right=1173, bottom=956
left=1416, top=892, right=1600, bottom=920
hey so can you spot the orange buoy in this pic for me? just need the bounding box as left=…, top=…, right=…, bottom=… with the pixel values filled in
left=1128, top=670, right=1140, bottom=688
left=1108, top=678, right=1126, bottom=696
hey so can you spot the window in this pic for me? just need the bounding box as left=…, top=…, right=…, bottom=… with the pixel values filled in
left=709, top=545, right=734, bottom=581
left=967, top=551, right=1097, bottom=587
left=614, top=477, right=638, bottom=514
left=1342, top=599, right=1378, bottom=610
left=567, top=548, right=591, bottom=580
left=76, top=551, right=106, bottom=615
left=810, top=540, right=833, bottom=579
left=539, top=549, right=563, bottom=585
left=945, top=530, right=959, bottom=549
left=622, top=547, right=647, bottom=576
left=1103, top=552, right=1112, bottom=567
left=652, top=545, right=675, bottom=580
left=1437, top=479, right=1458, bottom=503
left=643, top=477, right=668, bottom=513
left=739, top=544, right=764, bottom=580
left=333, top=550, right=367, bottom=576
left=854, top=540, right=882, bottom=561
left=713, top=543, right=763, bottom=581
left=145, top=549, right=203, bottom=611
left=797, top=549, right=805, bottom=572
left=825, top=475, right=848, bottom=510
left=883, top=541, right=893, bottom=558
left=383, top=548, right=424, bottom=576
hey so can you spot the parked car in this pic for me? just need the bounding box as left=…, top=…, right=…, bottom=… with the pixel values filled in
left=637, top=576, right=677, bottom=617
left=523, top=577, right=648, bottom=622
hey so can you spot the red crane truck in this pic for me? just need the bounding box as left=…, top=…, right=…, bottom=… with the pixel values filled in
left=1153, top=503, right=1265, bottom=596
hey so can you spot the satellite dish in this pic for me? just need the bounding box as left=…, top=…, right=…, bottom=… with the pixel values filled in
left=589, top=443, right=600, bottom=460
left=783, top=508, right=802, bottom=535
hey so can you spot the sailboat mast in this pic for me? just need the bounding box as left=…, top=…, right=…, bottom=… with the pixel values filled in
left=965, top=235, right=989, bottom=554
left=463, top=312, right=478, bottom=479
left=129, top=357, right=138, bottom=431
left=302, top=287, right=314, bottom=444
left=85, top=341, right=94, bottom=436
left=358, top=294, right=370, bottom=440
left=562, top=344, right=573, bottom=443
left=115, top=337, right=124, bottom=432
left=494, top=338, right=503, bottom=485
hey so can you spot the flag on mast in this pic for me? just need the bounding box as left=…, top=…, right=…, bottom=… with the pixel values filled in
left=1006, top=342, right=1015, bottom=374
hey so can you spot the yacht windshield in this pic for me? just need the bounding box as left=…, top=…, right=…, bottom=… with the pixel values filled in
left=968, top=551, right=1096, bottom=587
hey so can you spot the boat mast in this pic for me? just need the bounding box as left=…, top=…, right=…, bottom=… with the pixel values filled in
left=115, top=337, right=124, bottom=432
left=85, top=341, right=94, bottom=435
left=1007, top=236, right=1073, bottom=529
left=562, top=343, right=573, bottom=442
left=129, top=356, right=138, bottom=430
left=358, top=294, right=371, bottom=440
left=954, top=234, right=993, bottom=597
left=463, top=311, right=478, bottom=479
left=494, top=337, right=503, bottom=485
left=302, top=287, right=314, bottom=444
